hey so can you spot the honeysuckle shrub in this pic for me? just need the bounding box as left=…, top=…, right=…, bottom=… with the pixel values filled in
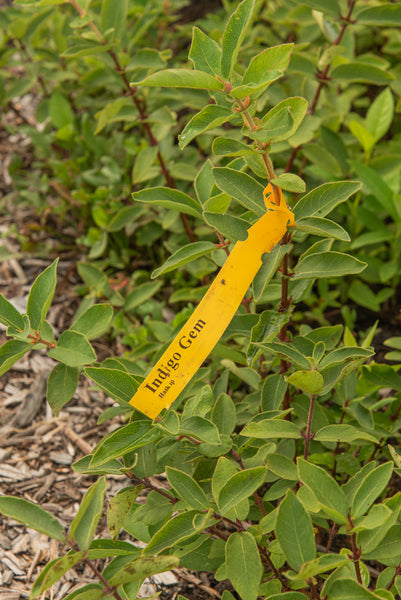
left=0, top=1, right=401, bottom=599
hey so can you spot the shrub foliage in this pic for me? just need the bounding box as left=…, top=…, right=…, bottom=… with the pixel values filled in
left=1, top=0, right=401, bottom=599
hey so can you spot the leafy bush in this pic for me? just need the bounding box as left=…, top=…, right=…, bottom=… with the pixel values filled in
left=1, top=0, right=401, bottom=599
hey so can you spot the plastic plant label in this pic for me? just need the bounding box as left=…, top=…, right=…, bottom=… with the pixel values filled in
left=130, top=185, right=295, bottom=419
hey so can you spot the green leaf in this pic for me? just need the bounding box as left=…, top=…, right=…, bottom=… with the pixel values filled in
left=349, top=160, right=398, bottom=220
left=180, top=416, right=220, bottom=444
left=257, top=340, right=311, bottom=369
left=48, top=331, right=96, bottom=367
left=0, top=293, right=25, bottom=330
left=73, top=454, right=125, bottom=476
left=351, top=462, right=393, bottom=519
left=166, top=467, right=209, bottom=511
left=366, top=88, right=394, bottom=142
left=107, top=487, right=144, bottom=541
left=357, top=4, right=401, bottom=26
left=61, top=584, right=105, bottom=600
left=256, top=97, right=308, bottom=143
left=194, top=159, right=215, bottom=206
left=276, top=490, right=316, bottom=571
left=132, top=146, right=159, bottom=183
left=205, top=211, right=250, bottom=243
left=320, top=126, right=349, bottom=173
left=212, top=137, right=255, bottom=157
left=363, top=524, right=401, bottom=567
left=30, top=552, right=85, bottom=599
left=296, top=217, right=350, bottom=242
left=0, top=340, right=31, bottom=377
left=271, top=173, right=305, bottom=193
left=27, top=258, right=58, bottom=331
left=331, top=63, right=394, bottom=85
left=151, top=241, right=216, bottom=278
left=179, top=105, right=232, bottom=150
left=266, top=454, right=298, bottom=481
left=248, top=310, right=290, bottom=364
left=325, top=578, right=388, bottom=600
left=297, top=459, right=349, bottom=523
left=218, top=467, right=266, bottom=514
left=0, top=496, right=65, bottom=541
left=314, top=424, right=378, bottom=445
left=231, top=70, right=282, bottom=99
left=293, top=251, right=366, bottom=280
left=294, top=182, right=361, bottom=220
left=133, top=187, right=202, bottom=218
left=294, top=554, right=352, bottom=582
left=84, top=367, right=140, bottom=403
left=69, top=477, right=106, bottom=550
left=212, top=457, right=248, bottom=520
left=354, top=504, right=392, bottom=532
left=108, top=555, right=179, bottom=587
left=361, top=364, right=401, bottom=393
left=47, top=364, right=79, bottom=416
left=91, top=421, right=159, bottom=466
left=240, top=418, right=301, bottom=439
left=320, top=347, right=373, bottom=369
left=220, top=0, right=256, bottom=79
left=286, top=370, right=324, bottom=395
left=88, top=539, right=140, bottom=560
left=101, top=0, right=127, bottom=40
left=144, top=510, right=202, bottom=555
left=125, top=281, right=162, bottom=312
left=291, top=0, right=339, bottom=16
left=261, top=373, right=288, bottom=411
left=351, top=231, right=393, bottom=250
left=95, top=98, right=129, bottom=135
left=132, top=69, right=223, bottom=90
left=70, top=303, right=113, bottom=340
left=189, top=27, right=222, bottom=76
left=226, top=532, right=262, bottom=600
left=213, top=167, right=265, bottom=216
left=49, top=92, right=74, bottom=129
left=253, top=244, right=291, bottom=302
left=211, top=393, right=236, bottom=435
left=266, top=594, right=308, bottom=600
left=243, top=43, right=293, bottom=83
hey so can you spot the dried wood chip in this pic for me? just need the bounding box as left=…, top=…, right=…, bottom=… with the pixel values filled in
left=49, top=451, right=72, bottom=465
left=153, top=571, right=178, bottom=585
left=14, top=370, right=50, bottom=427
left=0, top=533, right=11, bottom=550
left=10, top=533, right=30, bottom=554
left=0, top=464, right=28, bottom=481
left=2, top=569, right=14, bottom=585
left=2, top=555, right=24, bottom=576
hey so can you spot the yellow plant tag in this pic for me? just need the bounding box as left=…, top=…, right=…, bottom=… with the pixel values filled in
left=130, top=185, right=295, bottom=419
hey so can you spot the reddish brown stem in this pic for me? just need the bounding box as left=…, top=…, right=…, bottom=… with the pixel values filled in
left=303, top=395, right=316, bottom=460
left=325, top=522, right=337, bottom=553
left=66, top=537, right=123, bottom=600
left=348, top=515, right=362, bottom=584
left=28, top=332, right=56, bottom=349
left=284, top=0, right=357, bottom=172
